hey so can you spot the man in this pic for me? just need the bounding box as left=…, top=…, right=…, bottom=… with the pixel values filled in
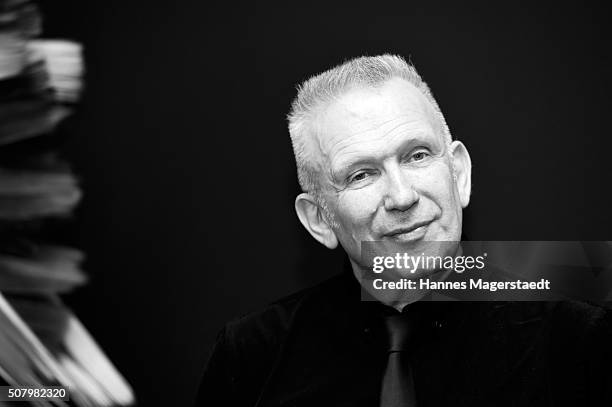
left=195, top=55, right=611, bottom=406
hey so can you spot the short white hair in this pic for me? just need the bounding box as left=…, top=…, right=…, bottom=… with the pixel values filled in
left=288, top=54, right=451, bottom=197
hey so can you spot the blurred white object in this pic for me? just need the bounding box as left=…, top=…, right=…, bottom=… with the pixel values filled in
left=28, top=40, right=84, bottom=102
left=0, top=2, right=135, bottom=405
left=0, top=33, right=28, bottom=80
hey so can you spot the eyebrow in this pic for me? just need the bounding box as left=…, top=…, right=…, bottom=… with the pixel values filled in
left=330, top=132, right=439, bottom=181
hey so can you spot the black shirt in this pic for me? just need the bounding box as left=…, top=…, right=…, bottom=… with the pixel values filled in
left=195, top=269, right=612, bottom=406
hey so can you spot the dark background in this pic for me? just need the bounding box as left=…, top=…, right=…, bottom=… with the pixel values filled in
left=38, top=1, right=612, bottom=405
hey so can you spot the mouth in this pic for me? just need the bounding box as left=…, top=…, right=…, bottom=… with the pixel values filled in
left=383, top=220, right=433, bottom=242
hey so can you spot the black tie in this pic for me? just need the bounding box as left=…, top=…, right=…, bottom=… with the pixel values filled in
left=379, top=314, right=417, bottom=407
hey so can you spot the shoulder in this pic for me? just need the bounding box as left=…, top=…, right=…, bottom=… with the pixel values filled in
left=490, top=300, right=611, bottom=341
left=548, top=300, right=611, bottom=339
left=545, top=301, right=612, bottom=404
left=195, top=273, right=353, bottom=406
left=546, top=301, right=612, bottom=363
left=221, top=272, right=351, bottom=357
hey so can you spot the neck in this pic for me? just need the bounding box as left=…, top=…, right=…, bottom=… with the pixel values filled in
left=350, top=242, right=462, bottom=311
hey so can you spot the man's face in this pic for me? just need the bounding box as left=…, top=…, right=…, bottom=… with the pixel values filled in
left=313, top=77, right=469, bottom=269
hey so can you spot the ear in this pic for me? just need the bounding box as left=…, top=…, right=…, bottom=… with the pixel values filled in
left=449, top=140, right=472, bottom=208
left=295, top=193, right=338, bottom=249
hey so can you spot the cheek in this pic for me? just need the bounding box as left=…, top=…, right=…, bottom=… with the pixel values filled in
left=418, top=165, right=463, bottom=236
left=334, top=189, right=380, bottom=228
left=418, top=164, right=457, bottom=207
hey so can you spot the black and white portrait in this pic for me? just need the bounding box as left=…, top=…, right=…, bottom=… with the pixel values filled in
left=1, top=2, right=610, bottom=406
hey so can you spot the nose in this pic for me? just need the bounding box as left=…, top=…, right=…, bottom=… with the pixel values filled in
left=383, top=166, right=419, bottom=212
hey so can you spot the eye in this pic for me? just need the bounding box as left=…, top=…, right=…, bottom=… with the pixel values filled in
left=410, top=150, right=430, bottom=162
left=347, top=170, right=371, bottom=184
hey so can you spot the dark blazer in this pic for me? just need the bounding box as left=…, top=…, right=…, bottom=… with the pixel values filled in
left=195, top=271, right=612, bottom=406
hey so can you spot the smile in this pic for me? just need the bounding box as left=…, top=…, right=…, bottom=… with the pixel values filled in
left=384, top=220, right=432, bottom=242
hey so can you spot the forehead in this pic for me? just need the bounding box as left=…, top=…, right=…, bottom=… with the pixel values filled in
left=312, top=78, right=441, bottom=164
